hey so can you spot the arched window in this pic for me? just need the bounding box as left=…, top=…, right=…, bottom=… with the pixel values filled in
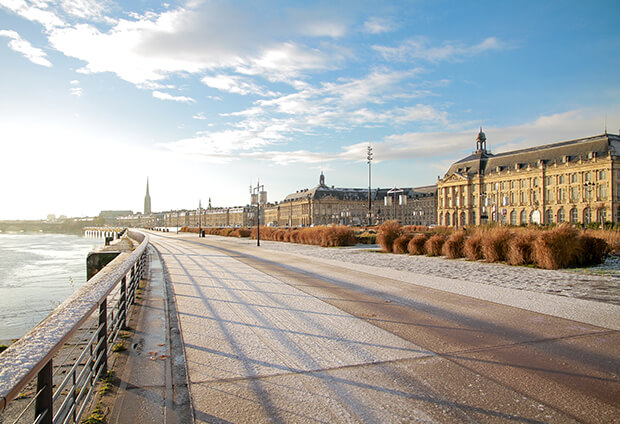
left=583, top=207, right=591, bottom=224
left=570, top=208, right=578, bottom=223
left=472, top=211, right=476, bottom=225
left=546, top=209, right=553, bottom=224
left=452, top=212, right=458, bottom=227
left=598, top=208, right=606, bottom=224
left=445, top=213, right=450, bottom=226
left=439, top=212, right=443, bottom=226
left=460, top=212, right=466, bottom=227
left=510, top=210, right=517, bottom=225
left=557, top=208, right=565, bottom=223
left=520, top=209, right=527, bottom=225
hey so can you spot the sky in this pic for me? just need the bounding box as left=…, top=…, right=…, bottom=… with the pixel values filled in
left=1, top=0, right=619, bottom=220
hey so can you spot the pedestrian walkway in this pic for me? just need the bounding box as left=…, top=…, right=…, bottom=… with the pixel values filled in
left=144, top=232, right=619, bottom=423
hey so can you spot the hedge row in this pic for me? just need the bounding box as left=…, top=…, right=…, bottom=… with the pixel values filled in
left=182, top=225, right=359, bottom=247
left=377, top=221, right=612, bottom=269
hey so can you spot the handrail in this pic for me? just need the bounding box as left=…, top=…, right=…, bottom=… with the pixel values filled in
left=0, top=230, right=148, bottom=422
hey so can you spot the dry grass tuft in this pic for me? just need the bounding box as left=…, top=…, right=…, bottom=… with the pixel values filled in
left=532, top=225, right=582, bottom=269
left=377, top=221, right=402, bottom=252
left=442, top=231, right=466, bottom=259
left=481, top=228, right=512, bottom=262
left=408, top=234, right=428, bottom=255
left=393, top=234, right=413, bottom=254
left=507, top=230, right=537, bottom=266
left=425, top=234, right=446, bottom=256
left=463, top=232, right=484, bottom=261
left=578, top=234, right=609, bottom=266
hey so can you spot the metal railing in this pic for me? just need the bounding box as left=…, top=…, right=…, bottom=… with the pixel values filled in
left=0, top=230, right=149, bottom=424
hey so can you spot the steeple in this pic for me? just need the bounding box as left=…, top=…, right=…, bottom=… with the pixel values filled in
left=144, top=177, right=152, bottom=215
left=476, top=127, right=487, bottom=154
left=319, top=172, right=325, bottom=186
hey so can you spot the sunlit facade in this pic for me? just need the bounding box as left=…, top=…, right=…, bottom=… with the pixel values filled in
left=437, top=131, right=620, bottom=227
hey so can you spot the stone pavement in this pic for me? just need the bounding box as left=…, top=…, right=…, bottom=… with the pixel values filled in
left=137, top=232, right=620, bottom=423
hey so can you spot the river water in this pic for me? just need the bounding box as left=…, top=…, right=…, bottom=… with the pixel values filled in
left=0, top=233, right=102, bottom=342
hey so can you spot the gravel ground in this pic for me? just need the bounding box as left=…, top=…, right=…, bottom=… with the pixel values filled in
left=254, top=241, right=620, bottom=306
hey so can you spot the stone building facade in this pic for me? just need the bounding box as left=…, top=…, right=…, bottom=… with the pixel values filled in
left=262, top=173, right=436, bottom=227
left=437, top=131, right=620, bottom=227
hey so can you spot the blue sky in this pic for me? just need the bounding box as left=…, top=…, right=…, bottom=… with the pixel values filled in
left=1, top=0, right=619, bottom=220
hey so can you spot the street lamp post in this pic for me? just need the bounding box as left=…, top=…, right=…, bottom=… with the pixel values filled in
left=584, top=181, right=595, bottom=225
left=367, top=145, right=373, bottom=226
left=198, top=200, right=202, bottom=237
left=250, top=181, right=266, bottom=246
left=387, top=187, right=404, bottom=223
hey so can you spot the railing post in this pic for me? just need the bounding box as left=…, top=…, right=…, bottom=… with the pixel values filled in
left=35, top=359, right=53, bottom=424
left=120, top=276, right=127, bottom=329
left=131, top=265, right=137, bottom=305
left=97, top=299, right=108, bottom=376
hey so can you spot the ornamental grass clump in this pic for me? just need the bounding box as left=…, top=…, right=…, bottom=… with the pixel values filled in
left=463, top=232, right=484, bottom=261
left=377, top=221, right=402, bottom=252
left=442, top=230, right=466, bottom=259
left=393, top=234, right=413, bottom=254
left=507, top=229, right=537, bottom=266
left=321, top=226, right=357, bottom=247
left=532, top=225, right=582, bottom=269
left=481, top=228, right=512, bottom=262
left=408, top=234, right=428, bottom=255
left=578, top=233, right=609, bottom=266
left=425, top=234, right=446, bottom=256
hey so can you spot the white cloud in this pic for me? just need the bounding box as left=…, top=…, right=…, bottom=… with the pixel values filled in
left=363, top=17, right=395, bottom=34
left=60, top=0, right=109, bottom=20
left=0, top=1, right=65, bottom=30
left=0, top=29, right=52, bottom=67
left=301, top=21, right=347, bottom=38
left=202, top=74, right=276, bottom=96
left=193, top=112, right=207, bottom=120
left=152, top=90, right=195, bottom=103
left=373, top=36, right=506, bottom=62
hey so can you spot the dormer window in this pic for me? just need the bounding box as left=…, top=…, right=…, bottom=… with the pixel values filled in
left=562, top=155, right=569, bottom=163
left=496, top=166, right=502, bottom=173
left=514, top=163, right=520, bottom=170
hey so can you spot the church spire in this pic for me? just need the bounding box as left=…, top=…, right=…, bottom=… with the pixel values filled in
left=144, top=177, right=152, bottom=215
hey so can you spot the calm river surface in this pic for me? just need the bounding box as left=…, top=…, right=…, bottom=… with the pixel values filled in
left=0, top=233, right=102, bottom=342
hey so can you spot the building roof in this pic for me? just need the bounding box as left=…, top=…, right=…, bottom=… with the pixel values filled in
left=282, top=174, right=436, bottom=202
left=445, top=133, right=620, bottom=178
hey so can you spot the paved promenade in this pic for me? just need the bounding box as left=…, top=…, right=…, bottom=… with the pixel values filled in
left=116, top=231, right=619, bottom=423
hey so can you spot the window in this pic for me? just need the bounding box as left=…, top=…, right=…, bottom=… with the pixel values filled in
left=533, top=177, right=538, bottom=187
left=546, top=176, right=552, bottom=185
left=557, top=208, right=565, bottom=223
left=558, top=188, right=566, bottom=202
left=520, top=209, right=527, bottom=224
left=600, top=184, right=608, bottom=200
left=546, top=209, right=553, bottom=224
left=520, top=192, right=525, bottom=204
left=472, top=211, right=476, bottom=225
left=570, top=208, right=578, bottom=223
left=571, top=187, right=579, bottom=202
left=510, top=210, right=517, bottom=225
left=585, top=172, right=592, bottom=182
left=546, top=189, right=553, bottom=202
left=533, top=190, right=539, bottom=203
left=599, top=209, right=607, bottom=224
left=600, top=170, right=607, bottom=180
left=571, top=173, right=578, bottom=183
left=559, top=175, right=565, bottom=184
left=521, top=179, right=527, bottom=188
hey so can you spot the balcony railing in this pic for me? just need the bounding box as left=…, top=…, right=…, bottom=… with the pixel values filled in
left=0, top=230, right=149, bottom=424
